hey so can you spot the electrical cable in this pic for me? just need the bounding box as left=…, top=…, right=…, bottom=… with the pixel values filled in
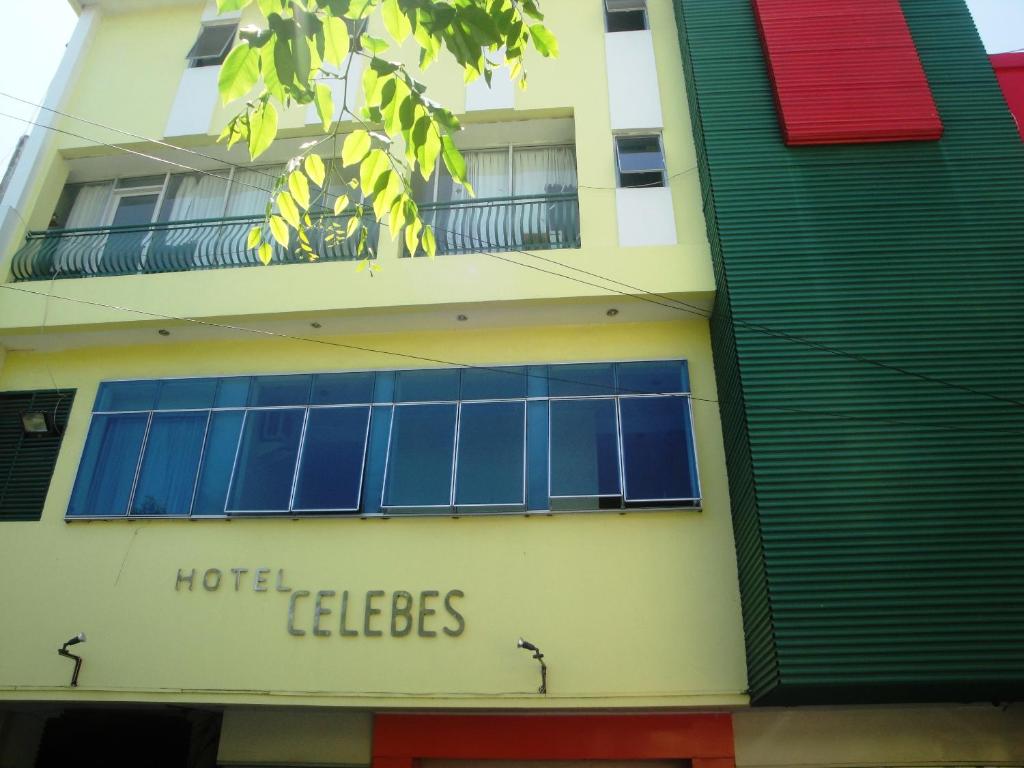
left=0, top=106, right=1022, bottom=411
left=2, top=282, right=1022, bottom=438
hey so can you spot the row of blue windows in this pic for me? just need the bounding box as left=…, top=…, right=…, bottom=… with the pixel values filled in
left=67, top=362, right=700, bottom=518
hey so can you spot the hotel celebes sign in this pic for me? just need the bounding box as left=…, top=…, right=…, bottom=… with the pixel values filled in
left=175, top=567, right=465, bottom=638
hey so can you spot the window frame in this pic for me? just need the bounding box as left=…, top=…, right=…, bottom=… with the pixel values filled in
left=186, top=22, right=239, bottom=68
left=614, top=133, right=667, bottom=189
left=604, top=0, right=649, bottom=33
left=66, top=361, right=700, bottom=521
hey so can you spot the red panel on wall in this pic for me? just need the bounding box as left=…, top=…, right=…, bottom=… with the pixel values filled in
left=991, top=53, right=1024, bottom=140
left=752, top=0, right=943, bottom=145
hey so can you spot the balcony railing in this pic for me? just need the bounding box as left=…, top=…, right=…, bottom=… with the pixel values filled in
left=413, top=193, right=581, bottom=256
left=10, top=213, right=374, bottom=282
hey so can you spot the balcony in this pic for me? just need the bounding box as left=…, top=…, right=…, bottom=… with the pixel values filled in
left=414, top=193, right=581, bottom=256
left=9, top=213, right=371, bottom=282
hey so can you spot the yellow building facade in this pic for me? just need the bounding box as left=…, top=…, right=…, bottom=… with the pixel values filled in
left=0, top=2, right=1021, bottom=767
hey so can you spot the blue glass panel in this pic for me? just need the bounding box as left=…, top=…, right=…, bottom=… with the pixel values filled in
left=395, top=369, right=460, bottom=402
left=527, top=365, right=548, bottom=398
left=226, top=409, right=305, bottom=512
left=373, top=371, right=395, bottom=403
left=617, top=361, right=688, bottom=395
left=293, top=407, right=371, bottom=510
left=311, top=372, right=375, bottom=404
left=157, top=378, right=217, bottom=410
left=620, top=397, right=698, bottom=502
left=526, top=401, right=549, bottom=510
left=67, top=414, right=148, bottom=517
left=549, top=399, right=621, bottom=497
left=547, top=363, right=616, bottom=397
left=95, top=381, right=158, bottom=412
left=215, top=377, right=251, bottom=408
left=382, top=404, right=456, bottom=507
left=192, top=410, right=244, bottom=516
left=130, top=412, right=207, bottom=515
left=249, top=375, right=312, bottom=407
left=460, top=367, right=527, bottom=400
left=455, top=402, right=525, bottom=506
left=361, top=406, right=393, bottom=515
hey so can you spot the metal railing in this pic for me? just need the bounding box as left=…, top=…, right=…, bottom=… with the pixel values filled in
left=9, top=212, right=375, bottom=282
left=413, top=193, right=581, bottom=256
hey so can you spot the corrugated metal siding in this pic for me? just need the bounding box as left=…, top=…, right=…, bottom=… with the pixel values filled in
left=0, top=390, right=75, bottom=521
left=752, top=0, right=942, bottom=145
left=676, top=0, right=1024, bottom=704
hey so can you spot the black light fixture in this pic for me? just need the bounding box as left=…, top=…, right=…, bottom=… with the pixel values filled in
left=516, top=637, right=547, bottom=694
left=20, top=411, right=60, bottom=438
left=58, top=632, right=86, bottom=687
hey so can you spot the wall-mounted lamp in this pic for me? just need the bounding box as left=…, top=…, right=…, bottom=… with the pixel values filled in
left=58, top=632, right=86, bottom=687
left=516, top=637, right=547, bottom=695
left=20, top=411, right=61, bottom=438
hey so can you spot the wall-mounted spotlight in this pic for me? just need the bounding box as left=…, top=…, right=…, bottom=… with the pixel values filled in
left=516, top=637, right=547, bottom=694
left=58, top=632, right=86, bottom=687
left=20, top=411, right=61, bottom=438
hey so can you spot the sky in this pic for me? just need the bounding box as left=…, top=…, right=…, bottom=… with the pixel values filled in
left=0, top=0, right=1022, bottom=179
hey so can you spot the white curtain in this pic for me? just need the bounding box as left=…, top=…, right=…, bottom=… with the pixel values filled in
left=447, top=150, right=509, bottom=251
left=225, top=166, right=282, bottom=216
left=513, top=146, right=577, bottom=195
left=164, top=173, right=229, bottom=221
left=53, top=183, right=112, bottom=274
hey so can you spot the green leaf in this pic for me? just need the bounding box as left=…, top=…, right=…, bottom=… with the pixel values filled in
left=323, top=15, right=351, bottom=66
left=421, top=224, right=436, bottom=258
left=404, top=214, right=422, bottom=255
left=361, top=35, right=389, bottom=54
left=333, top=194, right=350, bottom=215
left=313, top=84, right=334, bottom=131
left=440, top=134, right=467, bottom=185
left=219, top=43, right=260, bottom=105
left=249, top=101, right=279, bottom=160
left=529, top=24, right=559, bottom=57
left=382, top=0, right=412, bottom=44
left=342, top=129, right=372, bottom=167
left=289, top=170, right=311, bottom=209
left=304, top=154, right=326, bottom=188
left=246, top=225, right=262, bottom=250
left=356, top=258, right=368, bottom=273
left=269, top=214, right=290, bottom=247
left=218, top=0, right=252, bottom=11
left=258, top=242, right=274, bottom=265
left=277, top=191, right=300, bottom=229
left=346, top=215, right=361, bottom=238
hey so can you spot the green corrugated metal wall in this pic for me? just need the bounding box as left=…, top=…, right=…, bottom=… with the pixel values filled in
left=675, top=0, right=1024, bottom=704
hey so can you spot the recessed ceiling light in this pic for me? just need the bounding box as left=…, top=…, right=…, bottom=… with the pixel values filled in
left=457, top=314, right=468, bottom=322
left=158, top=329, right=171, bottom=336
left=310, top=322, right=322, bottom=329
left=606, top=308, right=619, bottom=317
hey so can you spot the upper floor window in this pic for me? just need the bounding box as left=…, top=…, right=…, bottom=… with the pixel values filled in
left=66, top=362, right=700, bottom=519
left=186, top=23, right=238, bottom=68
left=605, top=0, right=648, bottom=32
left=615, top=134, right=666, bottom=188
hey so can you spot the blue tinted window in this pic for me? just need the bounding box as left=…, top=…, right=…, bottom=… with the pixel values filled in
left=527, top=365, right=548, bottom=398
left=617, top=361, right=688, bottom=395
left=361, top=406, right=393, bottom=515
left=373, top=371, right=395, bottom=403
left=215, top=377, right=251, bottom=407
left=68, top=414, right=148, bottom=516
left=548, top=363, right=615, bottom=397
left=130, top=412, right=208, bottom=515
left=455, top=402, right=525, bottom=506
left=192, top=411, right=244, bottom=516
left=95, top=381, right=158, bottom=411
left=227, top=409, right=305, bottom=512
left=549, top=399, right=621, bottom=497
left=157, top=378, right=217, bottom=410
left=383, top=404, right=456, bottom=507
left=620, top=397, right=698, bottom=502
left=526, top=401, right=549, bottom=510
left=460, top=367, right=527, bottom=400
left=248, top=375, right=311, bottom=407
left=311, top=373, right=374, bottom=404
left=396, top=369, right=460, bottom=402
left=293, top=407, right=371, bottom=511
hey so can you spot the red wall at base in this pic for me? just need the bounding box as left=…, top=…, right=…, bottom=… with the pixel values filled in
left=991, top=53, right=1024, bottom=140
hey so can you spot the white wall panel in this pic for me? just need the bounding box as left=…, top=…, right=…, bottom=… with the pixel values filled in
left=604, top=30, right=663, bottom=130
left=616, top=187, right=677, bottom=247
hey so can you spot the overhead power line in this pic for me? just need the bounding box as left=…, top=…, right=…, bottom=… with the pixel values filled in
left=0, top=101, right=1021, bottom=411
